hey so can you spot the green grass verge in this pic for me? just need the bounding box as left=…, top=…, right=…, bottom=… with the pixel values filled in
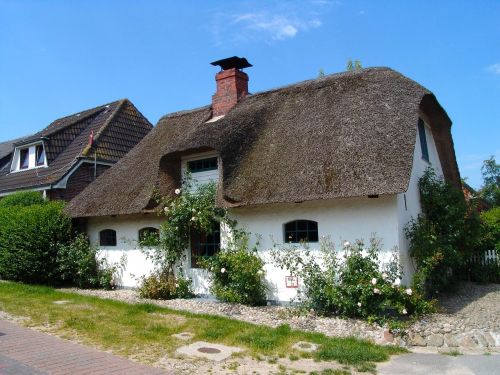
left=0, top=282, right=405, bottom=367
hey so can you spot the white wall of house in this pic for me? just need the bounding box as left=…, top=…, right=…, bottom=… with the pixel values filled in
left=396, top=120, right=445, bottom=285
left=86, top=214, right=162, bottom=287
left=229, top=195, right=400, bottom=301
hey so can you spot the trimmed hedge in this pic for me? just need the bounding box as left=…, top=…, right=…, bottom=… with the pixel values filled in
left=0, top=200, right=72, bottom=284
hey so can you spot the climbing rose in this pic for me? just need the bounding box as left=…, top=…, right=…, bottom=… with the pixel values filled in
left=357, top=302, right=362, bottom=307
left=371, top=278, right=377, bottom=285
left=393, top=278, right=401, bottom=286
left=405, top=288, right=413, bottom=295
left=343, top=241, right=350, bottom=247
left=221, top=268, right=226, bottom=274
left=381, top=272, right=388, bottom=280
left=191, top=217, right=196, bottom=221
left=373, top=288, right=381, bottom=294
left=174, top=188, right=181, bottom=195
left=402, top=308, right=407, bottom=315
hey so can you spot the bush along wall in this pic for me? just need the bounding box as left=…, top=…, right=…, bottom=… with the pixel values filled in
left=0, top=192, right=122, bottom=288
left=139, top=179, right=267, bottom=304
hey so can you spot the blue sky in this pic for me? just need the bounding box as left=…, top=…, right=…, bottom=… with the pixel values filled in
left=0, top=0, right=498, bottom=188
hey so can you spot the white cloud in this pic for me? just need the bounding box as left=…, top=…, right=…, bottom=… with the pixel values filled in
left=487, top=63, right=500, bottom=75
left=209, top=1, right=335, bottom=45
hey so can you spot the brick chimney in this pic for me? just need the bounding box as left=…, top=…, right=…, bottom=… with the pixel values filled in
left=210, top=56, right=252, bottom=118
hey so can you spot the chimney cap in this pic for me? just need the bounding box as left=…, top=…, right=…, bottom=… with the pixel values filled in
left=210, top=56, right=252, bottom=70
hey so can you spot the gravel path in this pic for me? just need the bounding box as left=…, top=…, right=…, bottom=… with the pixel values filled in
left=59, top=281, right=500, bottom=352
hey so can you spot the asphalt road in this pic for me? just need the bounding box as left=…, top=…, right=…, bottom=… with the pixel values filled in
left=378, top=352, right=500, bottom=375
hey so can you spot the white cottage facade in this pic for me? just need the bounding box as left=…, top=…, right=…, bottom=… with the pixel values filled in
left=67, top=58, right=460, bottom=302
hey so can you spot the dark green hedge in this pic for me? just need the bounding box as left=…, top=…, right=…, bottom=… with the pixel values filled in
left=0, top=191, right=45, bottom=208
left=0, top=200, right=72, bottom=284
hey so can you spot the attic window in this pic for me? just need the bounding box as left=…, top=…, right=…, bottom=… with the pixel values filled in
left=99, top=229, right=117, bottom=246
left=284, top=220, right=319, bottom=243
left=190, top=221, right=220, bottom=268
left=35, top=144, right=45, bottom=166
left=188, top=157, right=218, bottom=173
left=19, top=148, right=29, bottom=170
left=418, top=119, right=429, bottom=162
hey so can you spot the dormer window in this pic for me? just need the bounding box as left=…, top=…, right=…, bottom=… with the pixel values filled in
left=19, top=148, right=29, bottom=170
left=35, top=144, right=46, bottom=167
left=12, top=142, right=47, bottom=172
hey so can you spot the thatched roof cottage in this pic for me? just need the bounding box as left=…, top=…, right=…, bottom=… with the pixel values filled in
left=67, top=57, right=460, bottom=300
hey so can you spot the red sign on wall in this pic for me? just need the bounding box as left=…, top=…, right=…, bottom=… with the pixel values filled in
left=285, top=276, right=298, bottom=288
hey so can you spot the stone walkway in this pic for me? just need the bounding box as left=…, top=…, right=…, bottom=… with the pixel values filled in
left=0, top=319, right=169, bottom=375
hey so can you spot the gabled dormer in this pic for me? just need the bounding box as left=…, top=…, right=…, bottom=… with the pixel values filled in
left=11, top=141, right=47, bottom=172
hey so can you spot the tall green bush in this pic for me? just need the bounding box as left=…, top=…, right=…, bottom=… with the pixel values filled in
left=0, top=191, right=45, bottom=208
left=0, top=200, right=71, bottom=284
left=405, top=168, right=480, bottom=294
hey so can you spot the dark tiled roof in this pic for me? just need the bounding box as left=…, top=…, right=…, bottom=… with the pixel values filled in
left=0, top=99, right=152, bottom=193
left=67, top=68, right=461, bottom=218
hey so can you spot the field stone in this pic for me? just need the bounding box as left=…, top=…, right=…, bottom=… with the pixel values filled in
left=444, top=334, right=459, bottom=348
left=52, top=300, right=71, bottom=305
left=427, top=334, right=444, bottom=347
left=408, top=333, right=426, bottom=346
left=176, top=341, right=242, bottom=361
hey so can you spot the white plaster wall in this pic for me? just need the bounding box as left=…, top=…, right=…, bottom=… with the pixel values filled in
left=396, top=121, right=445, bottom=285
left=86, top=214, right=162, bottom=287
left=229, top=196, right=400, bottom=301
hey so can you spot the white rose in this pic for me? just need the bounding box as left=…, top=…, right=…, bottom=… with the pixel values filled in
left=357, top=302, right=362, bottom=307
left=371, top=278, right=377, bottom=285
left=175, top=283, right=179, bottom=288
left=257, top=270, right=264, bottom=275
left=373, top=288, right=380, bottom=294
left=221, top=268, right=226, bottom=274
left=192, top=208, right=196, bottom=212
left=343, top=241, right=350, bottom=247
left=191, top=217, right=196, bottom=221
left=405, top=288, right=413, bottom=296
left=381, top=272, right=388, bottom=280
left=174, top=188, right=181, bottom=195
left=402, top=308, right=407, bottom=315
left=164, top=207, right=169, bottom=213
left=393, top=278, right=401, bottom=287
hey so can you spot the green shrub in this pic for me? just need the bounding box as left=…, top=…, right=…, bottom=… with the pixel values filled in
left=0, top=200, right=71, bottom=284
left=57, top=234, right=122, bottom=289
left=138, top=270, right=194, bottom=299
left=0, top=191, right=45, bottom=208
left=405, top=168, right=478, bottom=294
left=271, top=237, right=434, bottom=321
left=202, top=246, right=267, bottom=306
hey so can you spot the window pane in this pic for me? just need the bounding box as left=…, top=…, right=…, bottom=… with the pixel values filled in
left=188, top=157, right=218, bottom=173
left=418, top=119, right=429, bottom=162
left=99, top=229, right=117, bottom=246
left=35, top=145, right=45, bottom=166
left=283, top=220, right=319, bottom=243
left=20, top=149, right=29, bottom=169
left=190, top=221, right=220, bottom=268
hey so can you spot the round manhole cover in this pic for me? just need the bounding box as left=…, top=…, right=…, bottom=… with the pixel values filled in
left=197, top=347, right=221, bottom=354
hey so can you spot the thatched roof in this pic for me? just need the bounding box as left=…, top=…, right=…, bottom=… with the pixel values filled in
left=66, top=67, right=460, bottom=218
left=0, top=99, right=152, bottom=194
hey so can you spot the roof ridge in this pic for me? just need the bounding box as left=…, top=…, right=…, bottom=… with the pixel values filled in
left=81, top=99, right=128, bottom=156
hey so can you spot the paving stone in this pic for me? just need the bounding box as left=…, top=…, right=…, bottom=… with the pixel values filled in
left=0, top=319, right=167, bottom=374
left=171, top=332, right=194, bottom=341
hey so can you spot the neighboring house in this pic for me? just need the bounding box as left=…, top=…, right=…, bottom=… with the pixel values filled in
left=66, top=57, right=461, bottom=301
left=0, top=99, right=152, bottom=201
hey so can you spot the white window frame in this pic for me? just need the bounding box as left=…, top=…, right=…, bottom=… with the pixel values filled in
left=10, top=141, right=48, bottom=172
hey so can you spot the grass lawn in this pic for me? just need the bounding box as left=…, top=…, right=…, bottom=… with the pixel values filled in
left=0, top=282, right=405, bottom=369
